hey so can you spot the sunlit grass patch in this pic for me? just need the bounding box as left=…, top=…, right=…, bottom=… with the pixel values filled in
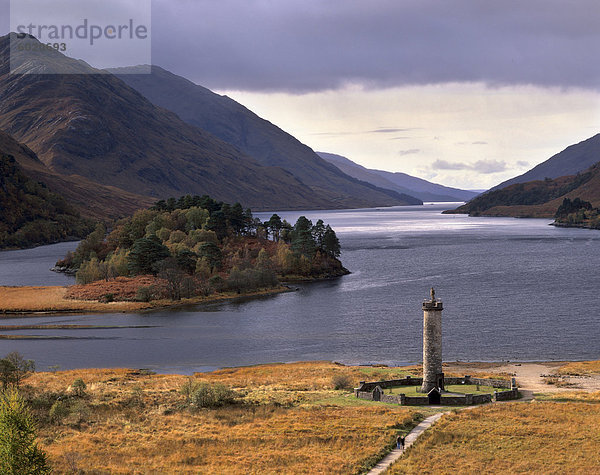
left=557, top=360, right=600, bottom=376
left=389, top=402, right=600, bottom=474
left=23, top=363, right=426, bottom=473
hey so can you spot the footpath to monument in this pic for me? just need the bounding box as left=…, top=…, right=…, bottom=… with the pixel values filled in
left=367, top=412, right=447, bottom=475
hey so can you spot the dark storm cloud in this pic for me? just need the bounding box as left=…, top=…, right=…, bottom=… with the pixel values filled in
left=433, top=159, right=507, bottom=173
left=151, top=0, right=600, bottom=92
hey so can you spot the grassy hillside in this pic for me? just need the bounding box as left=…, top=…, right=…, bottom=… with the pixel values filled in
left=0, top=129, right=154, bottom=220
left=447, top=162, right=600, bottom=218
left=0, top=153, right=93, bottom=248
left=493, top=133, right=600, bottom=191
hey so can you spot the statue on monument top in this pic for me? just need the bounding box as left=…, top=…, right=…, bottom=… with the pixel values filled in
left=430, top=287, right=435, bottom=302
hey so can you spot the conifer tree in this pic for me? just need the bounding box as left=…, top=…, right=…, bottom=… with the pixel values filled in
left=0, top=389, right=51, bottom=474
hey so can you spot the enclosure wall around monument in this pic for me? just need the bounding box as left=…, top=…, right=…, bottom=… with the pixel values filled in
left=354, top=376, right=519, bottom=406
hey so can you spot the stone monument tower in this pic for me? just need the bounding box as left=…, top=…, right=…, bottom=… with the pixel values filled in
left=421, top=287, right=444, bottom=393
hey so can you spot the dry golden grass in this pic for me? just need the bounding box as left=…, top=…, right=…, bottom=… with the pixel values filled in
left=0, top=285, right=290, bottom=315
left=196, top=361, right=418, bottom=392
left=389, top=402, right=600, bottom=474
left=0, top=286, right=151, bottom=313
left=23, top=362, right=421, bottom=473
left=537, top=391, right=600, bottom=403
left=557, top=360, right=600, bottom=376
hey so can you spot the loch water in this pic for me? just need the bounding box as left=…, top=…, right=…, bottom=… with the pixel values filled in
left=0, top=204, right=598, bottom=373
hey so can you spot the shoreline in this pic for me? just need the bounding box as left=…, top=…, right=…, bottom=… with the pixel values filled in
left=0, top=284, right=295, bottom=316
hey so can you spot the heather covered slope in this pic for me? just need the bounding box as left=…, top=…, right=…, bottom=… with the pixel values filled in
left=0, top=34, right=349, bottom=211
left=492, top=133, right=600, bottom=191
left=447, top=162, right=600, bottom=218
left=108, top=65, right=421, bottom=207
left=318, top=151, right=478, bottom=202
left=0, top=129, right=153, bottom=220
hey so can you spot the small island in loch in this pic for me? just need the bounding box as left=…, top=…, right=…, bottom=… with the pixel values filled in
left=0, top=195, right=349, bottom=314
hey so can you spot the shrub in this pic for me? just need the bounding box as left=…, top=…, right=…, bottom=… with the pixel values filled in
left=208, top=275, right=225, bottom=292
left=183, top=381, right=238, bottom=408
left=136, top=285, right=156, bottom=302
left=101, top=293, right=114, bottom=303
left=332, top=374, right=353, bottom=390
left=49, top=400, right=69, bottom=424
left=75, top=256, right=103, bottom=284
left=71, top=378, right=87, bottom=397
left=0, top=352, right=35, bottom=389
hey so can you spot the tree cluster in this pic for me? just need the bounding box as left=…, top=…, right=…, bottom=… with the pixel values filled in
left=0, top=154, right=94, bottom=249
left=554, top=197, right=600, bottom=229
left=59, top=195, right=346, bottom=301
left=460, top=171, right=595, bottom=216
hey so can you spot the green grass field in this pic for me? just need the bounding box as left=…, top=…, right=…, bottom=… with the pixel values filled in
left=387, top=384, right=503, bottom=396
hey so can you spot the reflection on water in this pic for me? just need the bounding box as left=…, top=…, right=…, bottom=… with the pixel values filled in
left=1, top=204, right=599, bottom=373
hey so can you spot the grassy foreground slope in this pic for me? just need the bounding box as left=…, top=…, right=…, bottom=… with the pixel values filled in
left=25, top=362, right=424, bottom=474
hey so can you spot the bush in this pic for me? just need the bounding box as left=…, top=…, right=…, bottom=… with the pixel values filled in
left=182, top=381, right=238, bottom=408
left=71, top=378, right=87, bottom=397
left=136, top=285, right=156, bottom=302
left=49, top=400, right=69, bottom=424
left=101, top=293, right=114, bottom=303
left=331, top=374, right=353, bottom=390
left=0, top=352, right=35, bottom=389
left=208, top=275, right=225, bottom=292
left=75, top=256, right=103, bottom=284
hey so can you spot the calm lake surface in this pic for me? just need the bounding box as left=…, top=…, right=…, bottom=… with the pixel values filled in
left=1, top=204, right=599, bottom=373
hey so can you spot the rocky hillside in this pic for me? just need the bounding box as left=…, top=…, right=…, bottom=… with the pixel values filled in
left=447, top=162, right=600, bottom=218
left=108, top=65, right=421, bottom=207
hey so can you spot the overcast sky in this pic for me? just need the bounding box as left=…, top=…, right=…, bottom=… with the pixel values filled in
left=3, top=0, right=600, bottom=189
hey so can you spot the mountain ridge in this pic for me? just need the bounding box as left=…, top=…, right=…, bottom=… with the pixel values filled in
left=317, top=151, right=478, bottom=202
left=107, top=64, right=421, bottom=207
left=446, top=161, right=600, bottom=218
left=1, top=34, right=419, bottom=213
left=491, top=133, right=600, bottom=191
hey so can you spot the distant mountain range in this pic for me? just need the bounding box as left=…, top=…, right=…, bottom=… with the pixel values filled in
left=492, top=133, right=600, bottom=190
left=0, top=34, right=418, bottom=219
left=317, top=152, right=479, bottom=202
